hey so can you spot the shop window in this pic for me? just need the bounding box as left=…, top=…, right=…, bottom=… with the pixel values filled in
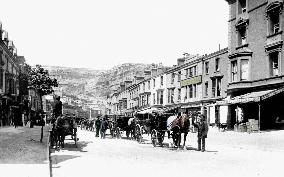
left=231, top=60, right=238, bottom=82
left=205, top=61, right=209, bottom=74
left=240, top=59, right=249, bottom=80
left=270, top=52, right=279, bottom=76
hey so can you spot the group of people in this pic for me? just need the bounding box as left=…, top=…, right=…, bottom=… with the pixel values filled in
left=94, top=117, right=108, bottom=139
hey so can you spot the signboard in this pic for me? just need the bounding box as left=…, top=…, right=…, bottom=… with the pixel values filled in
left=261, top=87, right=284, bottom=100
left=180, top=75, right=202, bottom=87
left=216, top=97, right=259, bottom=105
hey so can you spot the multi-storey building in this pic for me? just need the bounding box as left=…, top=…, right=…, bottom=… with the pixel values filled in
left=220, top=0, right=284, bottom=130
left=0, top=23, right=21, bottom=126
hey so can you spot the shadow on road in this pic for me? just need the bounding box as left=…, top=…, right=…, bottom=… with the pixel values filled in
left=51, top=154, right=80, bottom=165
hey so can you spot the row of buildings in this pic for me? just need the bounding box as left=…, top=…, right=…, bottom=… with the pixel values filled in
left=0, top=21, right=43, bottom=127
left=106, top=0, right=284, bottom=131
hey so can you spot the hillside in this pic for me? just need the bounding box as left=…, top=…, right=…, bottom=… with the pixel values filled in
left=43, top=63, right=169, bottom=110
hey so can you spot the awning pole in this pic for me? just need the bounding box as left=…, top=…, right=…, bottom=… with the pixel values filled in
left=258, top=103, right=261, bottom=132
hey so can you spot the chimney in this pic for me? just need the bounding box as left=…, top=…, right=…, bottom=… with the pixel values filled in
left=177, top=58, right=185, bottom=66
left=157, top=67, right=164, bottom=75
left=144, top=70, right=151, bottom=79
left=151, top=68, right=158, bottom=77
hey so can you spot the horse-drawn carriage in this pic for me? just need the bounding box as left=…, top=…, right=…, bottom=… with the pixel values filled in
left=109, top=115, right=136, bottom=139
left=50, top=115, right=78, bottom=149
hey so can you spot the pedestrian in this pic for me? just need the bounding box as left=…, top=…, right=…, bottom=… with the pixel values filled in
left=53, top=96, right=62, bottom=119
left=95, top=117, right=101, bottom=137
left=100, top=118, right=107, bottom=139
left=193, top=114, right=209, bottom=152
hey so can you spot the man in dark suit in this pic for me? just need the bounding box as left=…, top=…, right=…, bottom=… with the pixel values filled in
left=193, top=114, right=209, bottom=152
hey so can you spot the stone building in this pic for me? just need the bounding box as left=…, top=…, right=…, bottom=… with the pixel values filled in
left=0, top=22, right=21, bottom=126
left=220, top=0, right=284, bottom=130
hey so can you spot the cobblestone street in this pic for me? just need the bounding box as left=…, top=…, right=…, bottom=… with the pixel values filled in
left=51, top=128, right=284, bottom=177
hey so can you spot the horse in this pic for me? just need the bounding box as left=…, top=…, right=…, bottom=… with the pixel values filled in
left=167, top=114, right=190, bottom=148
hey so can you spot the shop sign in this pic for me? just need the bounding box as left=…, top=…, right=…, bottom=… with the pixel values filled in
left=261, top=87, right=284, bottom=100
left=216, top=97, right=259, bottom=105
left=180, top=75, right=202, bottom=87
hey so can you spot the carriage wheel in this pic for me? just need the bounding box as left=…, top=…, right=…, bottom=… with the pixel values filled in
left=115, top=127, right=121, bottom=139
left=135, top=124, right=143, bottom=143
left=151, top=129, right=158, bottom=147
left=158, top=131, right=165, bottom=146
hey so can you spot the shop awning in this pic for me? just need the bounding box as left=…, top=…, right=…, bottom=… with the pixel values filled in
left=216, top=87, right=284, bottom=105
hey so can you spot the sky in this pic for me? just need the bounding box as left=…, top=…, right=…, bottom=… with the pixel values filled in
left=0, top=0, right=229, bottom=70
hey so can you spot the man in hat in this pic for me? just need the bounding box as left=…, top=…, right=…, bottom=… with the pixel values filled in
left=193, top=114, right=209, bottom=152
left=53, top=96, right=62, bottom=119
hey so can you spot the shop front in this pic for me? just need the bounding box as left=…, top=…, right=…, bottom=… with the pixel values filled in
left=216, top=87, right=284, bottom=132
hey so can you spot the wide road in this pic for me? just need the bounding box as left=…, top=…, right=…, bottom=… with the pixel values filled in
left=51, top=128, right=283, bottom=177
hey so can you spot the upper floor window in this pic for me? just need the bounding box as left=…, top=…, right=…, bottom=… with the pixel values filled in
left=204, top=82, right=208, bottom=97
left=143, top=83, right=145, bottom=92
left=266, top=1, right=282, bottom=35
left=231, top=60, right=238, bottom=82
left=178, top=88, right=181, bottom=101
left=153, top=79, right=156, bottom=87
left=178, top=71, right=181, bottom=82
left=238, top=0, right=246, bottom=14
left=160, top=76, right=163, bottom=86
left=240, top=59, right=249, bottom=81
left=153, top=93, right=156, bottom=104
left=171, top=73, right=175, bottom=84
left=238, top=26, right=247, bottom=46
left=215, top=58, right=220, bottom=72
left=148, top=81, right=150, bottom=90
left=269, top=52, right=279, bottom=76
left=205, top=61, right=209, bottom=74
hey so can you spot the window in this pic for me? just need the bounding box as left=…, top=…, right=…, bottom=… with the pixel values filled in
left=268, top=9, right=280, bottom=35
left=193, top=66, right=197, bottom=76
left=215, top=58, right=220, bottom=72
left=167, top=88, right=174, bottom=103
left=160, top=91, right=163, bottom=104
left=212, top=78, right=221, bottom=97
left=189, top=67, right=193, bottom=77
left=178, top=71, right=181, bottom=82
left=178, top=89, right=181, bottom=101
left=240, top=59, right=249, bottom=80
left=153, top=93, right=156, bottom=104
left=216, top=78, right=221, bottom=97
left=171, top=73, right=175, bottom=84
left=231, top=60, right=238, bottom=82
left=153, top=79, right=155, bottom=87
left=193, top=84, right=197, bottom=98
left=238, top=0, right=246, bottom=14
left=189, top=85, right=193, bottom=98
left=212, top=78, right=216, bottom=97
left=205, top=62, right=209, bottom=74
left=185, top=86, right=188, bottom=100
left=270, top=52, right=279, bottom=76
left=160, top=76, right=163, bottom=86
left=143, top=83, right=145, bottom=92
left=204, top=82, right=208, bottom=97
left=238, top=26, right=247, bottom=46
left=148, top=81, right=150, bottom=90
left=185, top=69, right=189, bottom=78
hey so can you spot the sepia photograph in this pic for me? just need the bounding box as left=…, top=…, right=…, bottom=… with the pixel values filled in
left=0, top=0, right=284, bottom=177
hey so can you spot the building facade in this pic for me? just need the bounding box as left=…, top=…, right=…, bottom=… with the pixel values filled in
left=0, top=23, right=21, bottom=126
left=222, top=0, right=284, bottom=130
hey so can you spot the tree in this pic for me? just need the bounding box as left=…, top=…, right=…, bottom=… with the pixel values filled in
left=29, top=65, right=58, bottom=100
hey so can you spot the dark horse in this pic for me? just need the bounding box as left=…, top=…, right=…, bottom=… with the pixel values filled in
left=167, top=114, right=190, bottom=148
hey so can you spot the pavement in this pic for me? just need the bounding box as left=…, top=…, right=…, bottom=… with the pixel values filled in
left=0, top=126, right=51, bottom=177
